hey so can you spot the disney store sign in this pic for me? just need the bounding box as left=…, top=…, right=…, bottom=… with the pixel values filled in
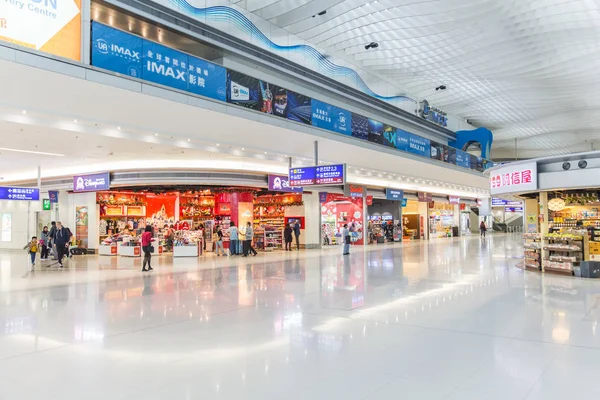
left=73, top=172, right=111, bottom=192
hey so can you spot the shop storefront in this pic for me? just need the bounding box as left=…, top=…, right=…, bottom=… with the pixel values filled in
left=428, top=202, right=456, bottom=238
left=320, top=193, right=364, bottom=246
left=489, top=154, right=600, bottom=278
left=401, top=199, right=423, bottom=240
left=367, top=197, right=402, bottom=244
left=94, top=186, right=306, bottom=258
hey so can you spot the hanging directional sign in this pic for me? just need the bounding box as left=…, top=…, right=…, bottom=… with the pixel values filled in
left=289, top=164, right=346, bottom=187
left=0, top=187, right=40, bottom=201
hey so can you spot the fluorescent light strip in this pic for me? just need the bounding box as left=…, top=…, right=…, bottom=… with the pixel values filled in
left=0, top=148, right=65, bottom=157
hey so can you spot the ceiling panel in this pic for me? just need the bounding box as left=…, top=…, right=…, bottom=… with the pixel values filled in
left=232, top=0, right=600, bottom=159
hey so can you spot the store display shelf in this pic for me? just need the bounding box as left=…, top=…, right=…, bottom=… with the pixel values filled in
left=545, top=257, right=578, bottom=263
left=544, top=247, right=582, bottom=252
left=544, top=266, right=574, bottom=276
left=525, top=264, right=541, bottom=272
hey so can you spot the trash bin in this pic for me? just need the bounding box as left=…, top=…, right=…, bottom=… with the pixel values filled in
left=579, top=261, right=600, bottom=278
left=452, top=226, right=459, bottom=237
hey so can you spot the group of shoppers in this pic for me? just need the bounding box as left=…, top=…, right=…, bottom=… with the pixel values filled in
left=226, top=222, right=258, bottom=257
left=25, top=221, right=73, bottom=269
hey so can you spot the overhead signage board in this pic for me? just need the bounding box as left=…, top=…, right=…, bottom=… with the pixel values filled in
left=386, top=189, right=404, bottom=201
left=268, top=175, right=302, bottom=193
left=490, top=162, right=537, bottom=195
left=492, top=198, right=523, bottom=207
left=0, top=0, right=82, bottom=61
left=0, top=187, right=39, bottom=201
left=418, top=192, right=432, bottom=202
left=448, top=196, right=460, bottom=204
left=289, top=164, right=346, bottom=187
left=73, top=172, right=110, bottom=192
left=505, top=207, right=523, bottom=212
left=48, top=190, right=59, bottom=203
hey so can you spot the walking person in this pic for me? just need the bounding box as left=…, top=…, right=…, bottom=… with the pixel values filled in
left=48, top=221, right=57, bottom=258
left=243, top=222, right=258, bottom=257
left=284, top=223, right=293, bottom=251
left=141, top=225, right=154, bottom=272
left=342, top=224, right=351, bottom=256
left=53, top=221, right=72, bottom=268
left=229, top=222, right=239, bottom=256
left=293, top=220, right=301, bottom=250
left=40, top=226, right=50, bottom=259
left=479, top=221, right=487, bottom=238
left=23, top=236, right=40, bottom=270
left=215, top=226, right=225, bottom=256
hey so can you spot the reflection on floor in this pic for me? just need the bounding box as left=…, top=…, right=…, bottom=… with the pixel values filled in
left=1, top=234, right=600, bottom=399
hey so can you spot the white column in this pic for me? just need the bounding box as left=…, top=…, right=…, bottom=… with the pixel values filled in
left=302, top=192, right=321, bottom=249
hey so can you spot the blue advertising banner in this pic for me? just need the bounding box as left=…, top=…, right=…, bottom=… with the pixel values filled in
left=333, top=107, right=352, bottom=135
left=455, top=150, right=470, bottom=168
left=92, top=23, right=226, bottom=101
left=0, top=187, right=39, bottom=201
left=385, top=189, right=404, bottom=201
left=143, top=41, right=189, bottom=91
left=406, top=133, right=431, bottom=157
left=289, top=164, right=345, bottom=187
left=91, top=22, right=142, bottom=78
left=396, top=129, right=410, bottom=151
left=187, top=55, right=227, bottom=101
left=368, top=119, right=384, bottom=145
left=383, top=125, right=396, bottom=148
left=351, top=113, right=368, bottom=140
left=287, top=91, right=312, bottom=124
left=311, top=99, right=335, bottom=131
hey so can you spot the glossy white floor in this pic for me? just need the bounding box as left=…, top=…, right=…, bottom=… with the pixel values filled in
left=1, top=234, right=600, bottom=399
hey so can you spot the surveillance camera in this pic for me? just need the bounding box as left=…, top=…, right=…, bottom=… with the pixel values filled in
left=562, top=162, right=571, bottom=170
left=579, top=160, right=588, bottom=169
left=365, top=42, right=379, bottom=50
left=435, top=85, right=447, bottom=91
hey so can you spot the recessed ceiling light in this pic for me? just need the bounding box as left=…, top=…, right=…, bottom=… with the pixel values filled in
left=117, top=126, right=121, bottom=130
left=154, top=133, right=158, bottom=136
left=216, top=143, right=220, bottom=146
left=22, top=110, right=26, bottom=115
left=188, top=139, right=191, bottom=142
left=264, top=152, right=268, bottom=154
left=241, top=148, right=245, bottom=150
left=73, top=119, right=78, bottom=123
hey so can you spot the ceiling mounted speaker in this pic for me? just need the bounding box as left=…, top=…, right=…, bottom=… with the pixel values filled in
left=562, top=162, right=571, bottom=170
left=578, top=160, right=588, bottom=169
left=548, top=198, right=566, bottom=211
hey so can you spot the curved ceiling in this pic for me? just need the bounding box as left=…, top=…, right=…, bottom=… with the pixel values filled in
left=232, top=0, right=600, bottom=159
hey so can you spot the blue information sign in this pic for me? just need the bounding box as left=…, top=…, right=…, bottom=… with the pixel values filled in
left=289, top=164, right=346, bottom=187
left=143, top=41, right=189, bottom=91
left=407, top=133, right=431, bottom=157
left=386, top=189, right=404, bottom=201
left=187, top=55, right=227, bottom=101
left=401, top=198, right=408, bottom=207
left=0, top=187, right=40, bottom=201
left=311, top=99, right=335, bottom=131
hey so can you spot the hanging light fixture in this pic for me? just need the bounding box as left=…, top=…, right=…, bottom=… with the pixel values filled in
left=548, top=198, right=566, bottom=211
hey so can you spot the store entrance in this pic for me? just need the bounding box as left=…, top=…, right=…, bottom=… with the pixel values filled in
left=95, top=186, right=305, bottom=258
left=367, top=199, right=401, bottom=244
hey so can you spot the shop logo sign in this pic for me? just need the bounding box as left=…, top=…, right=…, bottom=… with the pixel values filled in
left=338, top=112, right=347, bottom=128
left=231, top=81, right=249, bottom=100
left=268, top=175, right=302, bottom=193
left=73, top=172, right=110, bottom=192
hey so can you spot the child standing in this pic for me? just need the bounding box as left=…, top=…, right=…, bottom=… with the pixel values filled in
left=23, top=236, right=40, bottom=270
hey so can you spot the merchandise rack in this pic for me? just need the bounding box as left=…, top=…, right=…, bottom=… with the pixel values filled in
left=523, top=233, right=541, bottom=272
left=542, top=231, right=588, bottom=276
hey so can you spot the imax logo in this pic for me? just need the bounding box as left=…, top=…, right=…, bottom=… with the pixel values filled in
left=112, top=44, right=140, bottom=60
left=147, top=61, right=186, bottom=81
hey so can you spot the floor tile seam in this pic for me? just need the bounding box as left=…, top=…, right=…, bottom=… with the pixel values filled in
left=100, top=304, right=257, bottom=340
left=338, top=315, right=574, bottom=347
left=520, top=342, right=569, bottom=400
